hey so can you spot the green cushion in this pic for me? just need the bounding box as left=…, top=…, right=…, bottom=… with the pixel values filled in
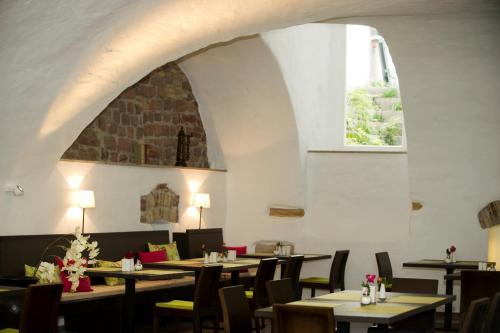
left=98, top=260, right=125, bottom=286
left=156, top=299, right=194, bottom=310
left=0, top=329, right=19, bottom=333
left=148, top=242, right=181, bottom=261
left=300, top=277, right=329, bottom=285
left=245, top=290, right=253, bottom=299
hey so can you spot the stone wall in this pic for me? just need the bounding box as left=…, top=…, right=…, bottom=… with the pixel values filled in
left=62, top=62, right=209, bottom=168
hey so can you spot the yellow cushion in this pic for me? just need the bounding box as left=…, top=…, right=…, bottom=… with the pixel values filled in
left=245, top=290, right=253, bottom=299
left=300, top=277, right=329, bottom=285
left=156, top=299, right=194, bottom=310
left=98, top=260, right=125, bottom=286
left=24, top=264, right=61, bottom=283
left=0, top=329, right=19, bottom=333
left=148, top=242, right=181, bottom=261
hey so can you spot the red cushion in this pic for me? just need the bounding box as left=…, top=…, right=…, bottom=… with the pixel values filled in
left=55, top=257, right=93, bottom=292
left=138, top=250, right=167, bottom=263
left=224, top=246, right=247, bottom=255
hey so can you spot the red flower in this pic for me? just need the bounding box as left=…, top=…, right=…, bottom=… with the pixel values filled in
left=366, top=274, right=376, bottom=283
left=450, top=245, right=456, bottom=253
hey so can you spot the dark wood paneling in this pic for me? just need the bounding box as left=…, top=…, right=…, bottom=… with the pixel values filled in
left=173, top=228, right=223, bottom=259
left=0, top=230, right=169, bottom=276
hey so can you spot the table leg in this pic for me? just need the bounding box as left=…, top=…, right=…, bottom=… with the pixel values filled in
left=124, top=278, right=136, bottom=333
left=280, top=263, right=286, bottom=279
left=337, top=321, right=350, bottom=333
left=231, top=271, right=240, bottom=285
left=444, top=268, right=454, bottom=330
left=195, top=271, right=200, bottom=284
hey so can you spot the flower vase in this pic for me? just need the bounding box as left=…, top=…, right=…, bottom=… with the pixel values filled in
left=203, top=253, right=209, bottom=264
left=379, top=283, right=386, bottom=300
left=361, top=287, right=371, bottom=305
left=445, top=255, right=451, bottom=263
left=451, top=252, right=456, bottom=263
left=369, top=285, right=377, bottom=304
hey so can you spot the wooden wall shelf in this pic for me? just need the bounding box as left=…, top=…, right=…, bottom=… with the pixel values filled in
left=269, top=207, right=305, bottom=218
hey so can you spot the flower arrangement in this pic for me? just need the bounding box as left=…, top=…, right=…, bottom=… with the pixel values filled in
left=361, top=274, right=377, bottom=295
left=35, top=227, right=99, bottom=292
left=445, top=245, right=456, bottom=262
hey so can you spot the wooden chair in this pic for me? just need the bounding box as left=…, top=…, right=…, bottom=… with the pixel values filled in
left=273, top=304, right=335, bottom=333
left=218, top=285, right=252, bottom=333
left=0, top=283, right=63, bottom=333
left=367, top=277, right=439, bottom=333
left=283, top=255, right=304, bottom=300
left=460, top=271, right=500, bottom=315
left=299, top=250, right=349, bottom=297
left=153, top=265, right=223, bottom=333
left=483, top=292, right=500, bottom=333
left=376, top=252, right=393, bottom=289
left=245, top=258, right=278, bottom=333
left=460, top=297, right=489, bottom=333
left=266, top=278, right=297, bottom=305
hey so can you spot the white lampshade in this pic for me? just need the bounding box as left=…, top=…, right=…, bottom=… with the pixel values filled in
left=193, top=193, right=210, bottom=208
left=78, top=190, right=95, bottom=209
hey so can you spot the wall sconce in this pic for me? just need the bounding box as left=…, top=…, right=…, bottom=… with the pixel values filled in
left=77, top=190, right=95, bottom=233
left=193, top=193, right=210, bottom=229
left=4, top=185, right=24, bottom=196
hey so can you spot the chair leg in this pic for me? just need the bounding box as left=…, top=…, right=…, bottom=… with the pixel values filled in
left=299, top=286, right=303, bottom=299
left=174, top=316, right=180, bottom=333
left=254, top=317, right=261, bottom=333
left=194, top=316, right=202, bottom=333
left=311, top=288, right=316, bottom=298
left=152, top=308, right=160, bottom=333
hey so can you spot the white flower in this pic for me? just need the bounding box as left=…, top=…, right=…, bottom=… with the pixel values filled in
left=61, top=227, right=100, bottom=292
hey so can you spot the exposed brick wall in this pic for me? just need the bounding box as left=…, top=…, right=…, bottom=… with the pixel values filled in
left=62, top=62, right=209, bottom=168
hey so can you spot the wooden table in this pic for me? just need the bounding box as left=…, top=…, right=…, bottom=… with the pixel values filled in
left=0, top=285, right=25, bottom=297
left=402, top=259, right=493, bottom=329
left=237, top=253, right=332, bottom=278
left=86, top=267, right=193, bottom=333
left=144, top=258, right=261, bottom=285
left=255, top=290, right=455, bottom=333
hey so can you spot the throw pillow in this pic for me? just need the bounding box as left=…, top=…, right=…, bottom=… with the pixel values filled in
left=98, top=260, right=125, bottom=286
left=138, top=250, right=167, bottom=263
left=55, top=256, right=93, bottom=292
left=148, top=242, right=181, bottom=261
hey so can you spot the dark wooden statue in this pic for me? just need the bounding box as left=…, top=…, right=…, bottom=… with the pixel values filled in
left=175, top=127, right=191, bottom=167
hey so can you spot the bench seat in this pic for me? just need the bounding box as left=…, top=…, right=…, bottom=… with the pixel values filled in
left=61, top=276, right=195, bottom=303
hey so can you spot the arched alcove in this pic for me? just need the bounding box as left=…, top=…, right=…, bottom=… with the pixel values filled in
left=61, top=62, right=210, bottom=168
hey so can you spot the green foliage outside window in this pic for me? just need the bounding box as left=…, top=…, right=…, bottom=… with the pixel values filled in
left=345, top=87, right=404, bottom=146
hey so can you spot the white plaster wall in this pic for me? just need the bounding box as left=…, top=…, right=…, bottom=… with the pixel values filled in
left=1, top=160, right=226, bottom=237
left=179, top=37, right=304, bottom=244
left=261, top=24, right=346, bottom=150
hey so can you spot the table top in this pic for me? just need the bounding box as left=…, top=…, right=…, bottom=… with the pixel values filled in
left=237, top=253, right=332, bottom=262
left=254, top=290, right=455, bottom=324
left=0, top=285, right=25, bottom=297
left=143, top=258, right=261, bottom=272
left=86, top=267, right=194, bottom=280
left=403, top=259, right=494, bottom=270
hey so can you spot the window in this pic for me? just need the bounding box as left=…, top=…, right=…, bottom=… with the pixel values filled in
left=344, top=25, right=406, bottom=150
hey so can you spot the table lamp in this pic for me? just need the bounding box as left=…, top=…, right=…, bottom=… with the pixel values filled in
left=193, top=193, right=210, bottom=229
left=78, top=190, right=95, bottom=234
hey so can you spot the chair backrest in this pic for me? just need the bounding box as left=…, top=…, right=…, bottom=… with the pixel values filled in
left=375, top=252, right=393, bottom=285
left=460, top=297, right=490, bottom=333
left=484, top=292, right=500, bottom=333
left=194, top=265, right=223, bottom=312
left=329, top=250, right=349, bottom=292
left=19, top=283, right=63, bottom=333
left=218, top=285, right=252, bottom=333
left=283, top=255, right=304, bottom=299
left=273, top=304, right=335, bottom=333
left=460, top=270, right=500, bottom=313
left=266, top=278, right=297, bottom=305
left=253, top=258, right=278, bottom=307
left=391, top=277, right=438, bottom=294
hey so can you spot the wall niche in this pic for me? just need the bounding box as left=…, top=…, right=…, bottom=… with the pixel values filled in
left=62, top=62, right=209, bottom=168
